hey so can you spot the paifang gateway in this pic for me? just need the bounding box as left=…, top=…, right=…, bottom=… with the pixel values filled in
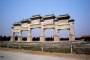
left=11, top=14, right=75, bottom=42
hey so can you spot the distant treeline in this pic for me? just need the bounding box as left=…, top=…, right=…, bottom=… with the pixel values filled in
left=0, top=36, right=11, bottom=41
left=0, top=35, right=82, bottom=41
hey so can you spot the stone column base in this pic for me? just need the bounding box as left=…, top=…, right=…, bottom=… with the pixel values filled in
left=10, top=36, right=14, bottom=42
left=18, top=36, right=22, bottom=42
left=27, top=36, right=32, bottom=42
left=40, top=36, right=45, bottom=42
left=69, top=35, right=75, bottom=41
left=54, top=35, right=60, bottom=42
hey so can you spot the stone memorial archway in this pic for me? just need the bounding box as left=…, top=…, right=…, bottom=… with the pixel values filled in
left=11, top=14, right=75, bottom=42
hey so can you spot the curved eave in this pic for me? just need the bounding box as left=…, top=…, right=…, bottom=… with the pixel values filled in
left=43, top=16, right=55, bottom=20
left=31, top=15, right=42, bottom=17
left=13, top=22, right=21, bottom=26
left=13, top=24, right=21, bottom=26
left=57, top=16, right=70, bottom=20
left=43, top=14, right=55, bottom=20
left=30, top=17, right=42, bottom=20
left=68, top=19, right=74, bottom=22
left=20, top=20, right=30, bottom=23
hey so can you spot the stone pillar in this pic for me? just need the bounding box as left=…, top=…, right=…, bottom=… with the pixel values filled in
left=10, top=29, right=15, bottom=41
left=69, top=23, right=75, bottom=41
left=40, top=27, right=45, bottom=42
left=27, top=28, right=32, bottom=42
left=54, top=27, right=60, bottom=42
left=18, top=30, right=22, bottom=42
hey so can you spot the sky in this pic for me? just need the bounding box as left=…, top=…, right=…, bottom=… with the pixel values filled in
left=0, top=0, right=90, bottom=38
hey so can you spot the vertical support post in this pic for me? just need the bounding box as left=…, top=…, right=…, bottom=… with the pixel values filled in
left=54, top=27, right=59, bottom=42
left=40, top=25, right=45, bottom=42
left=69, top=22, right=75, bottom=41
left=18, top=30, right=22, bottom=42
left=27, top=28, right=32, bottom=42
left=11, top=28, right=15, bottom=42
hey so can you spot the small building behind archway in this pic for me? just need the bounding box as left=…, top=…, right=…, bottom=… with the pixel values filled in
left=81, top=35, right=90, bottom=41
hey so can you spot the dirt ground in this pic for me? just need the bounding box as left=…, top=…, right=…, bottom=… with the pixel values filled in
left=0, top=47, right=90, bottom=60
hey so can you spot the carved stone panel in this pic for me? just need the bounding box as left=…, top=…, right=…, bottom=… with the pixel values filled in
left=14, top=26, right=20, bottom=29
left=44, top=19, right=53, bottom=25
left=43, top=24, right=55, bottom=28
left=57, top=24, right=70, bottom=29
left=30, top=24, right=41, bottom=28
left=21, top=23, right=28, bottom=27
left=21, top=27, right=28, bottom=30
left=31, top=19, right=40, bottom=24
left=59, top=20, right=68, bottom=24
left=13, top=29, right=19, bottom=32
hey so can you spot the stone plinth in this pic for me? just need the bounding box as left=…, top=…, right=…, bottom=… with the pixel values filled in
left=54, top=35, right=60, bottom=42
left=27, top=36, right=32, bottom=42
left=69, top=34, right=75, bottom=41
left=40, top=36, right=45, bottom=42
left=10, top=36, right=14, bottom=41
left=18, top=36, right=22, bottom=42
